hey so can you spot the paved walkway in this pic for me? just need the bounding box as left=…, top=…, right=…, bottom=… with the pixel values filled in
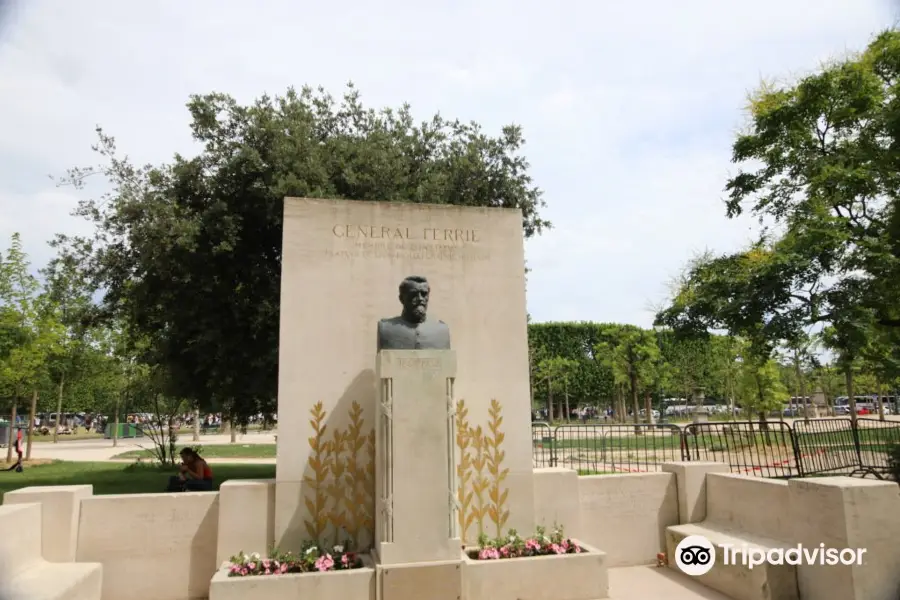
left=26, top=432, right=277, bottom=462
left=609, top=566, right=730, bottom=599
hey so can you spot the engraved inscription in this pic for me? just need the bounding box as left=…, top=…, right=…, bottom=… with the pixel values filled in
left=396, top=357, right=441, bottom=370
left=325, top=241, right=490, bottom=262
left=332, top=225, right=479, bottom=243
left=326, top=223, right=488, bottom=262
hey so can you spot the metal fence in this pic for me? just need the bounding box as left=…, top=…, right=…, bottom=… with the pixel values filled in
left=532, top=418, right=900, bottom=479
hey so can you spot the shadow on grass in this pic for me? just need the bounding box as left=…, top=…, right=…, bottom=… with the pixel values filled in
left=0, top=461, right=276, bottom=500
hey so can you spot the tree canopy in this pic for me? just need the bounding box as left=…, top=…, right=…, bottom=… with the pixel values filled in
left=656, top=29, right=900, bottom=419
left=57, top=84, right=550, bottom=421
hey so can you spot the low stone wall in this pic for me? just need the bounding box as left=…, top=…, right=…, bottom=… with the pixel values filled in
left=4, top=465, right=900, bottom=600
left=76, top=492, right=219, bottom=600
left=533, top=467, right=679, bottom=567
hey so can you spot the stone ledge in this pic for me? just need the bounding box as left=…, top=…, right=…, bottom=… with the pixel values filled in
left=208, top=553, right=375, bottom=600
left=463, top=540, right=608, bottom=600
left=666, top=523, right=798, bottom=600
left=2, top=561, right=102, bottom=600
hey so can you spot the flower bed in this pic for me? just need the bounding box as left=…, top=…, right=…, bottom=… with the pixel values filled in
left=468, top=525, right=584, bottom=560
left=209, top=544, right=374, bottom=600
left=463, top=526, right=607, bottom=600
left=225, top=543, right=363, bottom=576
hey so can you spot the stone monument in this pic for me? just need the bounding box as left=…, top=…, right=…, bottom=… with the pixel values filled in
left=276, top=198, right=534, bottom=557
left=375, top=277, right=460, bottom=568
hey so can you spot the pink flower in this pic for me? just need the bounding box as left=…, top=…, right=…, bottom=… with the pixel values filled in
left=574, top=545, right=582, bottom=553
left=550, top=543, right=563, bottom=554
left=279, top=563, right=289, bottom=574
left=478, top=547, right=501, bottom=560
left=229, top=565, right=240, bottom=574
left=525, top=539, right=541, bottom=551
left=500, top=546, right=510, bottom=557
left=264, top=568, right=271, bottom=575
left=315, top=554, right=335, bottom=571
left=247, top=562, right=256, bottom=570
left=262, top=559, right=271, bottom=570
left=341, top=554, right=350, bottom=567
left=240, top=568, right=248, bottom=576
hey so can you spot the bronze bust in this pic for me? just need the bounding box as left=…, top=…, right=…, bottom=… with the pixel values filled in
left=377, top=276, right=451, bottom=350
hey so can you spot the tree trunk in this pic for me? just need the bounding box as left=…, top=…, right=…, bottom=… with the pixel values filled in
left=6, top=398, right=17, bottom=463
left=26, top=388, right=37, bottom=460
left=547, top=377, right=554, bottom=423
left=728, top=376, right=736, bottom=420
left=876, top=384, right=885, bottom=422
left=794, top=356, right=809, bottom=423
left=564, top=379, right=571, bottom=423
left=112, top=393, right=121, bottom=447
left=229, top=410, right=237, bottom=443
left=845, top=368, right=858, bottom=429
left=193, top=407, right=200, bottom=441
left=644, top=391, right=653, bottom=425
left=755, top=373, right=769, bottom=432
left=53, top=372, right=65, bottom=443
left=630, top=371, right=641, bottom=435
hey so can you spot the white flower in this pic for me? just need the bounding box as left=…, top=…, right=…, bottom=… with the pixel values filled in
left=305, top=547, right=317, bottom=555
left=333, top=545, right=344, bottom=553
left=250, top=552, right=261, bottom=560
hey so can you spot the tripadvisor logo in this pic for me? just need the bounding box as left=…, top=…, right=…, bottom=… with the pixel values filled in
left=720, top=543, right=867, bottom=569
left=675, top=535, right=867, bottom=576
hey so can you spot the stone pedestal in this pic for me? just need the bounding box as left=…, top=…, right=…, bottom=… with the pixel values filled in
left=375, top=350, right=461, bottom=566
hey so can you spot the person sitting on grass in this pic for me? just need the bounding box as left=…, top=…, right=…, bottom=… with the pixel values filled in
left=166, top=447, right=213, bottom=492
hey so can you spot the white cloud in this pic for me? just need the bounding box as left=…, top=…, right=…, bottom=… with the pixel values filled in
left=0, top=0, right=894, bottom=325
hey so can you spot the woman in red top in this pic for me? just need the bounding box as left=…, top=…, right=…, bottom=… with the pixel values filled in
left=4, top=427, right=23, bottom=472
left=166, top=447, right=214, bottom=492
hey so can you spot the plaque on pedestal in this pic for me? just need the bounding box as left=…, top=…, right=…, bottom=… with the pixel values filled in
left=375, top=349, right=461, bottom=565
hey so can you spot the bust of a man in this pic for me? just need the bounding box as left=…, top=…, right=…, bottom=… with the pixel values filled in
left=377, top=275, right=451, bottom=351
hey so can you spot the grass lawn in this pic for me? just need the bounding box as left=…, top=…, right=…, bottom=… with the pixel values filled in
left=112, top=443, right=276, bottom=460
left=0, top=460, right=275, bottom=501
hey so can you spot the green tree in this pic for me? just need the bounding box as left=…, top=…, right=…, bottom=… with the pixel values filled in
left=0, top=234, right=42, bottom=458
left=737, top=356, right=789, bottom=426
left=782, top=331, right=816, bottom=421
left=41, top=251, right=102, bottom=442
left=860, top=327, right=900, bottom=421
left=58, top=84, right=550, bottom=423
left=658, top=32, right=900, bottom=403
left=533, top=356, right=578, bottom=422
left=710, top=335, right=746, bottom=418
left=596, top=325, right=660, bottom=428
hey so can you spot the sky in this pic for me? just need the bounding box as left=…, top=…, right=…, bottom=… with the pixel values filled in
left=0, top=0, right=895, bottom=326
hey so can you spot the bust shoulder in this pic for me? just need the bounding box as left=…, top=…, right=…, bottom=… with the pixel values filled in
left=379, top=316, right=408, bottom=326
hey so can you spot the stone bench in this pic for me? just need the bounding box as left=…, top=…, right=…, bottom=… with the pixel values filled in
left=666, top=523, right=798, bottom=600
left=0, top=503, right=102, bottom=600
left=664, top=472, right=799, bottom=600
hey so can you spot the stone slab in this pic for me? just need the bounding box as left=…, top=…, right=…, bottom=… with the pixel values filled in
left=379, top=559, right=462, bottom=600
left=275, top=198, right=534, bottom=551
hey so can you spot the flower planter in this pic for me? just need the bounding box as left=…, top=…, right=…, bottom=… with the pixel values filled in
left=209, top=552, right=375, bottom=600
left=463, top=540, right=607, bottom=600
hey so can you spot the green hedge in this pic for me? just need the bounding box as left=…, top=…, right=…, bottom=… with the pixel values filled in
left=528, top=322, right=619, bottom=409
